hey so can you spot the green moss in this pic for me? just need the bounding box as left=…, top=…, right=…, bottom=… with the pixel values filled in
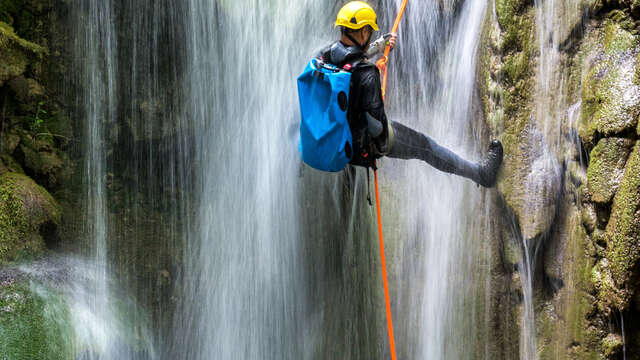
left=0, top=21, right=44, bottom=54
left=604, top=19, right=636, bottom=54
left=0, top=280, right=74, bottom=359
left=586, top=137, right=635, bottom=203
left=579, top=48, right=640, bottom=145
left=0, top=172, right=59, bottom=263
left=0, top=21, right=45, bottom=85
left=602, top=333, right=623, bottom=358
left=495, top=0, right=529, bottom=52
left=0, top=0, right=21, bottom=25
left=0, top=155, right=23, bottom=174
left=487, top=4, right=540, bottom=238
left=603, top=141, right=640, bottom=310
left=591, top=258, right=621, bottom=314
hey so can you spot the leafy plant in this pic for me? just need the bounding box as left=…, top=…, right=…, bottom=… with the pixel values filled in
left=29, top=101, right=47, bottom=132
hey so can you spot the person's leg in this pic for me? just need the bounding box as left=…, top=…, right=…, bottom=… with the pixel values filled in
left=385, top=121, right=503, bottom=187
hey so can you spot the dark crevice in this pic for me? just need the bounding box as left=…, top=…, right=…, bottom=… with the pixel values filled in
left=559, top=6, right=590, bottom=55
left=594, top=201, right=612, bottom=230
left=39, top=220, right=60, bottom=249
left=567, top=340, right=581, bottom=349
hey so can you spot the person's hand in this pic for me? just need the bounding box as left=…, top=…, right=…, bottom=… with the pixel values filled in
left=387, top=32, right=397, bottom=50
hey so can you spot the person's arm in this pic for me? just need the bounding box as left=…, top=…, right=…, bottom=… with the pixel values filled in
left=364, top=33, right=398, bottom=58
left=359, top=66, right=389, bottom=150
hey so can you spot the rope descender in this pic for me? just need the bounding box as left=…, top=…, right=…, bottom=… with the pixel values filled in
left=376, top=0, right=409, bottom=101
left=373, top=1, right=408, bottom=359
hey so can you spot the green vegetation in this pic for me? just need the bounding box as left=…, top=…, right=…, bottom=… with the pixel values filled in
left=0, top=280, right=74, bottom=359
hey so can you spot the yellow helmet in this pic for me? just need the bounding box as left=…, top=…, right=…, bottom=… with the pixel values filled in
left=335, top=1, right=379, bottom=31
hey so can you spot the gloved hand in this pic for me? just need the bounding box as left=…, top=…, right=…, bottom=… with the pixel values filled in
left=364, top=33, right=397, bottom=58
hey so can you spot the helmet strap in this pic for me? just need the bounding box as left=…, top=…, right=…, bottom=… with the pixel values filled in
left=343, top=29, right=371, bottom=52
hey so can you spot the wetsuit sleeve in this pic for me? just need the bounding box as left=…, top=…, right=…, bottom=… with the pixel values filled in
left=358, top=66, right=388, bottom=139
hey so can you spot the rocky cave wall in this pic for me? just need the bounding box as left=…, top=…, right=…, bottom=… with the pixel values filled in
left=480, top=0, right=640, bottom=358
left=0, top=0, right=72, bottom=265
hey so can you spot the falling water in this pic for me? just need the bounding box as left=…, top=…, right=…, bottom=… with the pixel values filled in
left=383, top=0, right=493, bottom=358
left=515, top=0, right=585, bottom=358
left=72, top=1, right=125, bottom=358
left=66, top=0, right=498, bottom=359
left=71, top=0, right=189, bottom=358
left=172, top=0, right=312, bottom=358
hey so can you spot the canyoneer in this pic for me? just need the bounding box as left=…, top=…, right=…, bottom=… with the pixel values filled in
left=298, top=1, right=503, bottom=187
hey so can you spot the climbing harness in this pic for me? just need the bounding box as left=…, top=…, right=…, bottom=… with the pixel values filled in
left=374, top=1, right=409, bottom=359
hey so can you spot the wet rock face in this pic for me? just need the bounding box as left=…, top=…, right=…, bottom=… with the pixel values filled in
left=580, top=20, right=640, bottom=146
left=587, top=137, right=635, bottom=203
left=598, top=142, right=640, bottom=310
left=0, top=0, right=73, bottom=262
left=482, top=0, right=640, bottom=357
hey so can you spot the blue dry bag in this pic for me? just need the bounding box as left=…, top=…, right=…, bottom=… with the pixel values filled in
left=297, top=59, right=353, bottom=172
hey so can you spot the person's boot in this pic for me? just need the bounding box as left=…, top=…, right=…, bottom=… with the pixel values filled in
left=474, top=140, right=503, bottom=188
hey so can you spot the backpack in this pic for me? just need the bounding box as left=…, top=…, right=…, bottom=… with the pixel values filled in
left=297, top=58, right=354, bottom=172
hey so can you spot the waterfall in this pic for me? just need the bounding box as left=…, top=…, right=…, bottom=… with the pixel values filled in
left=72, top=1, right=126, bottom=357
left=515, top=0, right=584, bottom=358
left=67, top=0, right=496, bottom=359
left=171, top=0, right=311, bottom=358
left=70, top=0, right=188, bottom=357
left=384, top=0, right=493, bottom=358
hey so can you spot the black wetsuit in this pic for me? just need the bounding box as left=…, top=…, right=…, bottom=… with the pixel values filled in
left=317, top=41, right=484, bottom=180
left=318, top=42, right=388, bottom=168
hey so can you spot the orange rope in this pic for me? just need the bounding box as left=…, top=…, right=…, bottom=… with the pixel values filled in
left=374, top=167, right=397, bottom=360
left=376, top=0, right=409, bottom=100
left=374, top=2, right=408, bottom=359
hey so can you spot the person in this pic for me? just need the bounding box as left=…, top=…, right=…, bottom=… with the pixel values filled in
left=317, top=1, right=503, bottom=187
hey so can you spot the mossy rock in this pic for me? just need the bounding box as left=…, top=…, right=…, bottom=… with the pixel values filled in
left=591, top=258, right=622, bottom=314
left=579, top=21, right=640, bottom=146
left=0, top=0, right=53, bottom=41
left=0, top=155, right=23, bottom=174
left=603, top=18, right=636, bottom=54
left=603, top=141, right=640, bottom=311
left=498, top=124, right=562, bottom=241
left=0, top=132, right=20, bottom=154
left=16, top=133, right=70, bottom=189
left=0, top=278, right=74, bottom=359
left=0, top=21, right=45, bottom=86
left=602, top=333, right=623, bottom=358
left=482, top=3, right=554, bottom=241
left=0, top=172, right=59, bottom=263
left=587, top=137, right=635, bottom=204
left=8, top=75, right=45, bottom=102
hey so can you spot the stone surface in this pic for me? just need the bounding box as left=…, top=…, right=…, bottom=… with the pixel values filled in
left=482, top=1, right=640, bottom=357
left=8, top=75, right=45, bottom=102
left=586, top=137, right=635, bottom=203
left=580, top=20, right=640, bottom=146
left=17, top=138, right=67, bottom=190
left=498, top=126, right=562, bottom=241
left=582, top=202, right=597, bottom=234
left=0, top=154, right=23, bottom=174
left=602, top=333, right=624, bottom=358
left=602, top=141, right=640, bottom=310
left=0, top=132, right=20, bottom=154
left=0, top=22, right=44, bottom=86
left=0, top=172, right=59, bottom=263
